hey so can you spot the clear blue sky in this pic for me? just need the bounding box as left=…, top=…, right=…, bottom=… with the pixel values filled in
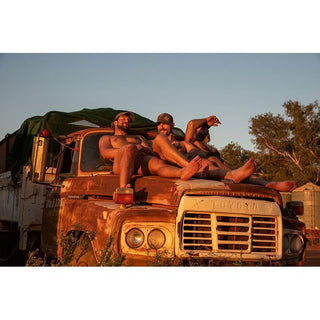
left=1, top=53, right=319, bottom=150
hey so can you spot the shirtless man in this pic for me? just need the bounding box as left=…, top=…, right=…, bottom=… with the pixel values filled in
left=151, top=113, right=257, bottom=184
left=99, top=111, right=202, bottom=188
left=185, top=115, right=223, bottom=159
left=155, top=113, right=296, bottom=192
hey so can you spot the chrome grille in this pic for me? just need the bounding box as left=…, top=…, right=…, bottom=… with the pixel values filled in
left=216, top=215, right=250, bottom=251
left=182, top=212, right=213, bottom=251
left=181, top=212, right=278, bottom=254
left=252, top=216, right=277, bottom=253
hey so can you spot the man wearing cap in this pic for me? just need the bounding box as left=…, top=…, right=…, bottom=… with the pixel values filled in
left=156, top=112, right=296, bottom=192
left=152, top=113, right=198, bottom=167
left=99, top=111, right=203, bottom=189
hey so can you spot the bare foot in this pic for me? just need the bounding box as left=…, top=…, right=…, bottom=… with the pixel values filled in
left=180, top=156, right=202, bottom=180
left=194, top=162, right=210, bottom=179
left=225, top=158, right=257, bottom=184
left=266, top=181, right=296, bottom=192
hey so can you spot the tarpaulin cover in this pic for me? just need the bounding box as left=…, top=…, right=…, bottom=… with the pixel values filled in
left=7, top=107, right=184, bottom=181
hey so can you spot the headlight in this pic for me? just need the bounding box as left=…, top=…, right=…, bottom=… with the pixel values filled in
left=147, top=229, right=166, bottom=249
left=290, top=234, right=304, bottom=254
left=126, top=228, right=144, bottom=248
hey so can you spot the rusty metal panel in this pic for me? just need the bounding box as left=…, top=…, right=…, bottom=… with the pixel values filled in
left=61, top=174, right=283, bottom=207
left=53, top=196, right=176, bottom=263
left=134, top=176, right=225, bottom=206
left=60, top=175, right=120, bottom=197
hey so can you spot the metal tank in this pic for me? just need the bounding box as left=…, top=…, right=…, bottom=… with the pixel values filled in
left=292, top=183, right=320, bottom=230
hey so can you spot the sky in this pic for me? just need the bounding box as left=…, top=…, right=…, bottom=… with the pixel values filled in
left=1, top=53, right=320, bottom=150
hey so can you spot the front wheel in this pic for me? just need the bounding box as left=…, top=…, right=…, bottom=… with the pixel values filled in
left=69, top=241, right=97, bottom=266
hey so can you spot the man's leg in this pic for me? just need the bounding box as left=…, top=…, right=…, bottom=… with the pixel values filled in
left=265, top=181, right=296, bottom=192
left=226, top=167, right=296, bottom=191
left=139, top=155, right=202, bottom=181
left=152, top=134, right=190, bottom=167
left=209, top=160, right=297, bottom=191
left=113, top=144, right=138, bottom=188
left=204, top=158, right=257, bottom=183
left=206, top=156, right=230, bottom=170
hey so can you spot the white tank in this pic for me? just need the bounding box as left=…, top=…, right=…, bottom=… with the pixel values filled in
left=292, top=183, right=320, bottom=229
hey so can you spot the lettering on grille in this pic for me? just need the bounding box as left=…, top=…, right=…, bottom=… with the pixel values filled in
left=182, top=212, right=277, bottom=254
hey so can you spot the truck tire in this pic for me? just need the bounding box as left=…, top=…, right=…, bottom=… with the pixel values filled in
left=70, top=241, right=97, bottom=266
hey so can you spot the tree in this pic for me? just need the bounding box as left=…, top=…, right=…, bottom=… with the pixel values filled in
left=249, top=100, right=320, bottom=186
left=220, top=142, right=255, bottom=169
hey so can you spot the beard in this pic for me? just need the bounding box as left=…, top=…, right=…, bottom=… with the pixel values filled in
left=158, top=129, right=170, bottom=136
left=117, top=123, right=130, bottom=132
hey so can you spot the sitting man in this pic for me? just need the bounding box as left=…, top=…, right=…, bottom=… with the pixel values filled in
left=185, top=115, right=223, bottom=160
left=155, top=112, right=296, bottom=192
left=99, top=111, right=202, bottom=189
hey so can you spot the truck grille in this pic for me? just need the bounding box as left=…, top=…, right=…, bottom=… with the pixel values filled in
left=182, top=212, right=277, bottom=254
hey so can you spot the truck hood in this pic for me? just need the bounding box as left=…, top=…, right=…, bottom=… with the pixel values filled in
left=134, top=176, right=283, bottom=207
left=60, top=174, right=283, bottom=208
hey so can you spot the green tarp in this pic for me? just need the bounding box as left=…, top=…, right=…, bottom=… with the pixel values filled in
left=8, top=107, right=184, bottom=181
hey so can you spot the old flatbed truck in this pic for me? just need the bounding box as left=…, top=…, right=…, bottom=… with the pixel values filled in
left=0, top=124, right=306, bottom=266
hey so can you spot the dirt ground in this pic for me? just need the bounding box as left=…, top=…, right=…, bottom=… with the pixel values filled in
left=304, top=243, right=320, bottom=266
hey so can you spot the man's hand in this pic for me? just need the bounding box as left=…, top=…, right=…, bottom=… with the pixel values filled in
left=206, top=115, right=221, bottom=127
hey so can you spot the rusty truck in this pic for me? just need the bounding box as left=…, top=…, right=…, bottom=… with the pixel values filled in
left=0, top=110, right=306, bottom=266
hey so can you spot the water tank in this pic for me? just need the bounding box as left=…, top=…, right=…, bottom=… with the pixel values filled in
left=292, top=183, right=320, bottom=229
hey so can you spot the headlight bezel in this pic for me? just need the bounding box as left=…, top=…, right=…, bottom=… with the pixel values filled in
left=289, top=234, right=304, bottom=254
left=147, top=229, right=166, bottom=249
left=283, top=230, right=304, bottom=255
left=125, top=228, right=145, bottom=249
left=121, top=223, right=174, bottom=257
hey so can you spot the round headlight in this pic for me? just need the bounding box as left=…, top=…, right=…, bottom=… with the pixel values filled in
left=147, top=229, right=166, bottom=249
left=290, top=234, right=304, bottom=254
left=126, top=228, right=144, bottom=248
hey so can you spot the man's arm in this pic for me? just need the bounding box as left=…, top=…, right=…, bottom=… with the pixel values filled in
left=99, top=135, right=118, bottom=160
left=184, top=115, right=220, bottom=143
left=185, top=118, right=207, bottom=143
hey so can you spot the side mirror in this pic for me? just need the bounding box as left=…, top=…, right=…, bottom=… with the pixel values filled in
left=286, top=201, right=304, bottom=216
left=30, top=135, right=49, bottom=182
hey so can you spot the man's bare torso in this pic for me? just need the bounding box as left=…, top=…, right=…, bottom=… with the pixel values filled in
left=110, top=135, right=143, bottom=148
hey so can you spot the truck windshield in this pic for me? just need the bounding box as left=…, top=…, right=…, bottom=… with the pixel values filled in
left=80, top=133, right=113, bottom=172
